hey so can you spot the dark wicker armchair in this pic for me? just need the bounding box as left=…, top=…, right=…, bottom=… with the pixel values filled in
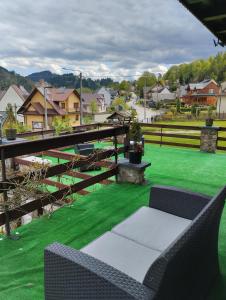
left=45, top=185, right=226, bottom=300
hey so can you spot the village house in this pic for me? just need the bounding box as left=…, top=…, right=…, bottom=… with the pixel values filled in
left=143, top=84, right=176, bottom=102
left=217, top=82, right=226, bottom=116
left=181, top=79, right=219, bottom=106
left=0, top=85, right=29, bottom=123
left=97, top=87, right=111, bottom=107
left=82, top=93, right=106, bottom=114
left=17, top=87, right=80, bottom=129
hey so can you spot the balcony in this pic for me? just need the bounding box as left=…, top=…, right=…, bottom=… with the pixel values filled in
left=0, top=126, right=226, bottom=299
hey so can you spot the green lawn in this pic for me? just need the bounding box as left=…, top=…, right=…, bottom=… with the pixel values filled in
left=0, top=144, right=226, bottom=299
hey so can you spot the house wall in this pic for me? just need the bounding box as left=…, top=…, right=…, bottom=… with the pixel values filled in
left=217, top=95, right=226, bottom=114
left=30, top=91, right=53, bottom=109
left=25, top=115, right=45, bottom=129
left=0, top=86, right=24, bottom=123
left=66, top=93, right=80, bottom=113
left=98, top=88, right=111, bottom=106
left=24, top=90, right=80, bottom=128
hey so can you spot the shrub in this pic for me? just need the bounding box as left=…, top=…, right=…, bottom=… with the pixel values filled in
left=52, top=116, right=73, bottom=135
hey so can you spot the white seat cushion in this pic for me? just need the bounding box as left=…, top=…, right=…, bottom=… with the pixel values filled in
left=82, top=231, right=161, bottom=283
left=112, top=206, right=191, bottom=252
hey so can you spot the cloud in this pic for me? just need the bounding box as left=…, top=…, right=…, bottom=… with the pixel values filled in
left=0, top=0, right=220, bottom=79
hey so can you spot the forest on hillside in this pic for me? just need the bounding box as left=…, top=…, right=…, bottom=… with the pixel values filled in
left=0, top=52, right=226, bottom=93
left=0, top=67, right=34, bottom=91
left=164, top=52, right=226, bottom=89
left=27, top=71, right=118, bottom=91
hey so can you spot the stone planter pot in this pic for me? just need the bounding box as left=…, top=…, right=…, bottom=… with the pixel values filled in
left=205, top=118, right=213, bottom=127
left=5, top=128, right=17, bottom=140
left=129, top=150, right=142, bottom=164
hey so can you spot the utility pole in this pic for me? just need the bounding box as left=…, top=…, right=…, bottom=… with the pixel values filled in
left=44, top=87, right=48, bottom=130
left=79, top=72, right=83, bottom=125
left=43, top=85, right=52, bottom=130
left=144, top=77, right=147, bottom=122
left=218, top=83, right=222, bottom=118
left=62, top=67, right=83, bottom=126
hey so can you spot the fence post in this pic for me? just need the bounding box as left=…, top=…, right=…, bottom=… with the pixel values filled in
left=114, top=135, right=118, bottom=182
left=160, top=126, right=163, bottom=147
left=200, top=126, right=219, bottom=153
left=0, top=149, right=19, bottom=239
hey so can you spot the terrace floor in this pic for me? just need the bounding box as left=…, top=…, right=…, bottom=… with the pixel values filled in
left=1, top=144, right=226, bottom=299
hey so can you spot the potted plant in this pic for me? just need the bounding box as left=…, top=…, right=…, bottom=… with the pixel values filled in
left=129, top=120, right=143, bottom=164
left=5, top=104, right=17, bottom=140
left=206, top=106, right=214, bottom=127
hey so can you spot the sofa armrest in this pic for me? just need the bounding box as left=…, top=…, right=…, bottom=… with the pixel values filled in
left=45, top=242, right=154, bottom=300
left=149, top=185, right=211, bottom=220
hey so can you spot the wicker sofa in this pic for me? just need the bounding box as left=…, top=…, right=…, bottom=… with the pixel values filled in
left=44, top=185, right=226, bottom=300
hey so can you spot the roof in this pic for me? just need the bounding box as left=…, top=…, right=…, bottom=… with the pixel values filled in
left=18, top=87, right=79, bottom=115
left=37, top=87, right=76, bottom=102
left=107, top=111, right=131, bottom=119
left=12, top=85, right=29, bottom=101
left=30, top=103, right=57, bottom=115
left=0, top=90, right=6, bottom=101
left=82, top=93, right=105, bottom=105
left=187, top=79, right=218, bottom=90
left=179, top=0, right=226, bottom=46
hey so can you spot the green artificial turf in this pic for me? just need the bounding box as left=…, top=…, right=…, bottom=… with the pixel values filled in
left=1, top=144, right=226, bottom=299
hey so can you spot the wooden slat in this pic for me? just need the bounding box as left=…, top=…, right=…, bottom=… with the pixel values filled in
left=140, top=123, right=201, bottom=131
left=0, top=148, right=120, bottom=191
left=42, top=178, right=89, bottom=195
left=217, top=146, right=226, bottom=150
left=143, top=131, right=200, bottom=140
left=65, top=170, right=113, bottom=185
left=145, top=139, right=200, bottom=148
left=0, top=167, right=118, bottom=225
left=217, top=137, right=226, bottom=141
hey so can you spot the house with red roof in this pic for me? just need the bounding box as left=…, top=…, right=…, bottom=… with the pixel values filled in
left=18, top=87, right=80, bottom=130
left=0, top=85, right=29, bottom=123
left=181, top=79, right=220, bottom=106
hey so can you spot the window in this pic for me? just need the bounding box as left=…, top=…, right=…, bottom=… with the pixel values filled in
left=74, top=103, right=79, bottom=111
left=61, top=102, right=65, bottom=109
left=32, top=121, right=43, bottom=130
left=75, top=114, right=79, bottom=121
left=209, top=89, right=214, bottom=94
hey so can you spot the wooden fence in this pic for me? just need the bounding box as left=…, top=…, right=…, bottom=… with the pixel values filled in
left=140, top=123, right=226, bottom=151
left=0, top=125, right=129, bottom=235
left=140, top=123, right=201, bottom=149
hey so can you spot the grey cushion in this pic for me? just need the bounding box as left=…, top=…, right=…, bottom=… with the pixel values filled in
left=112, top=206, right=192, bottom=252
left=82, top=231, right=161, bottom=283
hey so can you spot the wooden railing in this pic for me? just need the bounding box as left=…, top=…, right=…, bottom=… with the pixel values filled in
left=140, top=123, right=201, bottom=149
left=16, top=123, right=101, bottom=139
left=0, top=125, right=129, bottom=234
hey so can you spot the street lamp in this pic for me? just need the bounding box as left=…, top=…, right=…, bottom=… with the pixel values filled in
left=62, top=67, right=83, bottom=125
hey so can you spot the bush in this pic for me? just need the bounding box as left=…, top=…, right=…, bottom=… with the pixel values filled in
left=52, top=116, right=73, bottom=135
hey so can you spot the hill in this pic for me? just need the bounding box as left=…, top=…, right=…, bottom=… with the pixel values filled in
left=27, top=71, right=118, bottom=91
left=164, top=52, right=226, bottom=89
left=0, top=66, right=34, bottom=91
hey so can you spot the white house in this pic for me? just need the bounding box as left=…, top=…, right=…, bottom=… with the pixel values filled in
left=0, top=85, right=29, bottom=123
left=97, top=87, right=112, bottom=107
left=152, top=87, right=176, bottom=102
left=82, top=93, right=107, bottom=114
left=217, top=82, right=226, bottom=115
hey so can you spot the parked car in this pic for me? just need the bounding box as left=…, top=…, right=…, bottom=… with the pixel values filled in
left=148, top=100, right=156, bottom=108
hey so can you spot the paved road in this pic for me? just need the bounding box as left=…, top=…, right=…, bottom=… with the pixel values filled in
left=128, top=100, right=164, bottom=123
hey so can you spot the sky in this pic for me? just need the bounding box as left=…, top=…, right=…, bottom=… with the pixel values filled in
left=0, top=0, right=221, bottom=79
